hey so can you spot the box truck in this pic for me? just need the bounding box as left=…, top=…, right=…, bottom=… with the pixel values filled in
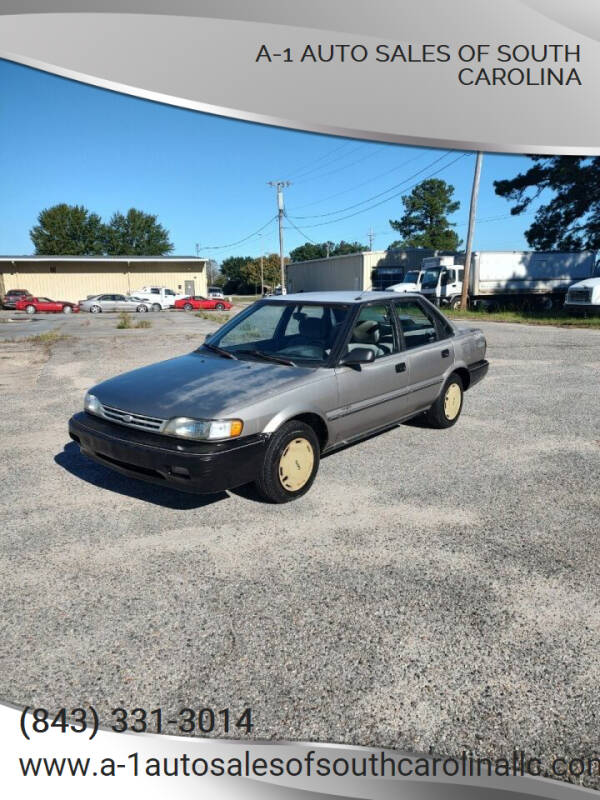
left=414, top=251, right=598, bottom=310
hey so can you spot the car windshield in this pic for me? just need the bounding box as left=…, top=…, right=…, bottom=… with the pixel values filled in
left=402, top=270, right=420, bottom=283
left=421, top=268, right=441, bottom=289
left=205, top=301, right=350, bottom=365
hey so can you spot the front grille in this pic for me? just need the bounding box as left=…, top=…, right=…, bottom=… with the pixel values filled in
left=568, top=289, right=591, bottom=302
left=100, top=403, right=166, bottom=433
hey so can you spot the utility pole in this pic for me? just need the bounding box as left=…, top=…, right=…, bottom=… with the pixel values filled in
left=368, top=227, right=375, bottom=251
left=257, top=232, right=265, bottom=295
left=268, top=180, right=291, bottom=292
left=260, top=252, right=264, bottom=296
left=325, top=242, right=331, bottom=258
left=460, top=152, right=483, bottom=311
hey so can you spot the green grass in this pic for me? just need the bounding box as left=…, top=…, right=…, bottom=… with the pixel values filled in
left=231, top=294, right=261, bottom=304
left=27, top=331, right=68, bottom=345
left=116, top=312, right=132, bottom=329
left=446, top=308, right=600, bottom=328
left=195, top=311, right=231, bottom=323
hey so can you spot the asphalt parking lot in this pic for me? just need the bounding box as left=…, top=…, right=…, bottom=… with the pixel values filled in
left=1, top=308, right=599, bottom=779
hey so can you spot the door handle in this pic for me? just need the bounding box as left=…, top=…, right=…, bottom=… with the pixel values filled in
left=441, top=349, right=450, bottom=358
left=395, top=362, right=406, bottom=373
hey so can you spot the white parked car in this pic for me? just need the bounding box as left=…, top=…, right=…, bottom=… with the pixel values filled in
left=131, top=286, right=187, bottom=311
left=207, top=286, right=225, bottom=299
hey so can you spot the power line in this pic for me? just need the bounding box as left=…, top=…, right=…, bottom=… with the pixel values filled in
left=289, top=151, right=456, bottom=219
left=201, top=216, right=277, bottom=250
left=288, top=152, right=470, bottom=229
left=289, top=150, right=429, bottom=211
left=286, top=140, right=359, bottom=180
left=293, top=145, right=386, bottom=185
left=283, top=212, right=319, bottom=245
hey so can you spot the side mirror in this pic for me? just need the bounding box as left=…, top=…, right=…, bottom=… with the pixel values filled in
left=339, top=347, right=375, bottom=368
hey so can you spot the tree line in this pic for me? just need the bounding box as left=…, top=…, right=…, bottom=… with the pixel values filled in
left=30, top=204, right=173, bottom=256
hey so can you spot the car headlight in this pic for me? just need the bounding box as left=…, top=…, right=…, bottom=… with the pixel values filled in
left=163, top=417, right=243, bottom=440
left=84, top=392, right=102, bottom=415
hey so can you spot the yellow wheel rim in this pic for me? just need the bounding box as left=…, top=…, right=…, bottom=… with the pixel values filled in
left=278, top=437, right=314, bottom=492
left=444, top=382, right=462, bottom=420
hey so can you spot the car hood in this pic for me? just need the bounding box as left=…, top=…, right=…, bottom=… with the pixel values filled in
left=388, top=283, right=420, bottom=293
left=90, top=351, right=320, bottom=419
left=569, top=277, right=600, bottom=290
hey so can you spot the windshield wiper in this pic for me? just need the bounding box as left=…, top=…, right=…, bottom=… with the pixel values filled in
left=236, top=348, right=296, bottom=367
left=203, top=342, right=238, bottom=360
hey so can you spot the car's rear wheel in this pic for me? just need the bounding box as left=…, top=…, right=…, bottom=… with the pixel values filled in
left=136, top=305, right=148, bottom=313
left=152, top=303, right=162, bottom=312
left=254, top=420, right=320, bottom=503
left=62, top=305, right=73, bottom=314
left=90, top=305, right=101, bottom=313
left=215, top=302, right=225, bottom=310
left=425, top=374, right=464, bottom=429
left=183, top=302, right=193, bottom=311
left=25, top=304, right=36, bottom=314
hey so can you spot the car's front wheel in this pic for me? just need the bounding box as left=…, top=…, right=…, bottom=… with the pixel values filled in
left=25, top=304, right=36, bottom=314
left=254, top=420, right=320, bottom=503
left=425, top=374, right=464, bottom=429
left=90, top=305, right=101, bottom=313
left=215, top=302, right=225, bottom=310
left=136, top=305, right=148, bottom=313
left=62, top=305, right=73, bottom=314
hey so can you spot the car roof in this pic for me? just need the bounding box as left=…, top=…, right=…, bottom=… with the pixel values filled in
left=262, top=290, right=421, bottom=304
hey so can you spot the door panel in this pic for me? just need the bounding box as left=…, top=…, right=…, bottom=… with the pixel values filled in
left=332, top=356, right=412, bottom=443
left=330, top=302, right=412, bottom=444
left=392, top=298, right=454, bottom=413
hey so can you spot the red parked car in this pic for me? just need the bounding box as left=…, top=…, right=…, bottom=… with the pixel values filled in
left=2, top=289, right=32, bottom=309
left=174, top=295, right=232, bottom=311
left=14, top=296, right=80, bottom=315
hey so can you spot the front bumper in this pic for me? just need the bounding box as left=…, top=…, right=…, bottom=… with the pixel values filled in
left=68, top=412, right=268, bottom=494
left=467, top=359, right=489, bottom=387
left=564, top=302, right=600, bottom=315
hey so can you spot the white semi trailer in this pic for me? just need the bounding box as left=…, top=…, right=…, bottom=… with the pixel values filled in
left=414, top=251, right=598, bottom=310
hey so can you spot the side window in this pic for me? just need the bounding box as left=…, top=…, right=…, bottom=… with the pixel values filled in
left=219, top=304, right=287, bottom=347
left=165, top=289, right=175, bottom=296
left=394, top=301, right=438, bottom=350
left=284, top=304, right=330, bottom=338
left=347, top=304, right=398, bottom=359
left=457, top=269, right=465, bottom=282
left=151, top=288, right=159, bottom=294
left=114, top=295, right=126, bottom=301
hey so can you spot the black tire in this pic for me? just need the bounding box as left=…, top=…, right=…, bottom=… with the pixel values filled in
left=90, top=305, right=101, bottom=314
left=152, top=303, right=162, bottom=312
left=136, top=305, right=148, bottom=313
left=25, top=304, right=36, bottom=315
left=449, top=297, right=462, bottom=310
left=425, top=373, right=464, bottom=429
left=254, top=420, right=320, bottom=503
left=215, top=302, right=225, bottom=310
left=62, top=304, right=73, bottom=314
left=183, top=302, right=193, bottom=311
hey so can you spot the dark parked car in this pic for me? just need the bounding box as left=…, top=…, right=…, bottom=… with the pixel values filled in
left=2, top=289, right=32, bottom=309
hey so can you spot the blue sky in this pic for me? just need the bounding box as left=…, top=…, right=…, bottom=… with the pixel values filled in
left=0, top=58, right=541, bottom=263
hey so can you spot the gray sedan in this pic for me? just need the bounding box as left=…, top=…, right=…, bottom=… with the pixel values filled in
left=69, top=292, right=488, bottom=503
left=79, top=294, right=152, bottom=313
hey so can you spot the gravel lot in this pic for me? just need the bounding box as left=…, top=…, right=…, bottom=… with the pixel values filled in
left=1, top=309, right=599, bottom=780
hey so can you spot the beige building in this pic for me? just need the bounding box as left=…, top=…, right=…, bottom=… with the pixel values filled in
left=0, top=256, right=207, bottom=303
left=286, top=248, right=444, bottom=293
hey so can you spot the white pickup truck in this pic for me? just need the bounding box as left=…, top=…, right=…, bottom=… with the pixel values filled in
left=131, top=286, right=187, bottom=311
left=564, top=276, right=600, bottom=314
